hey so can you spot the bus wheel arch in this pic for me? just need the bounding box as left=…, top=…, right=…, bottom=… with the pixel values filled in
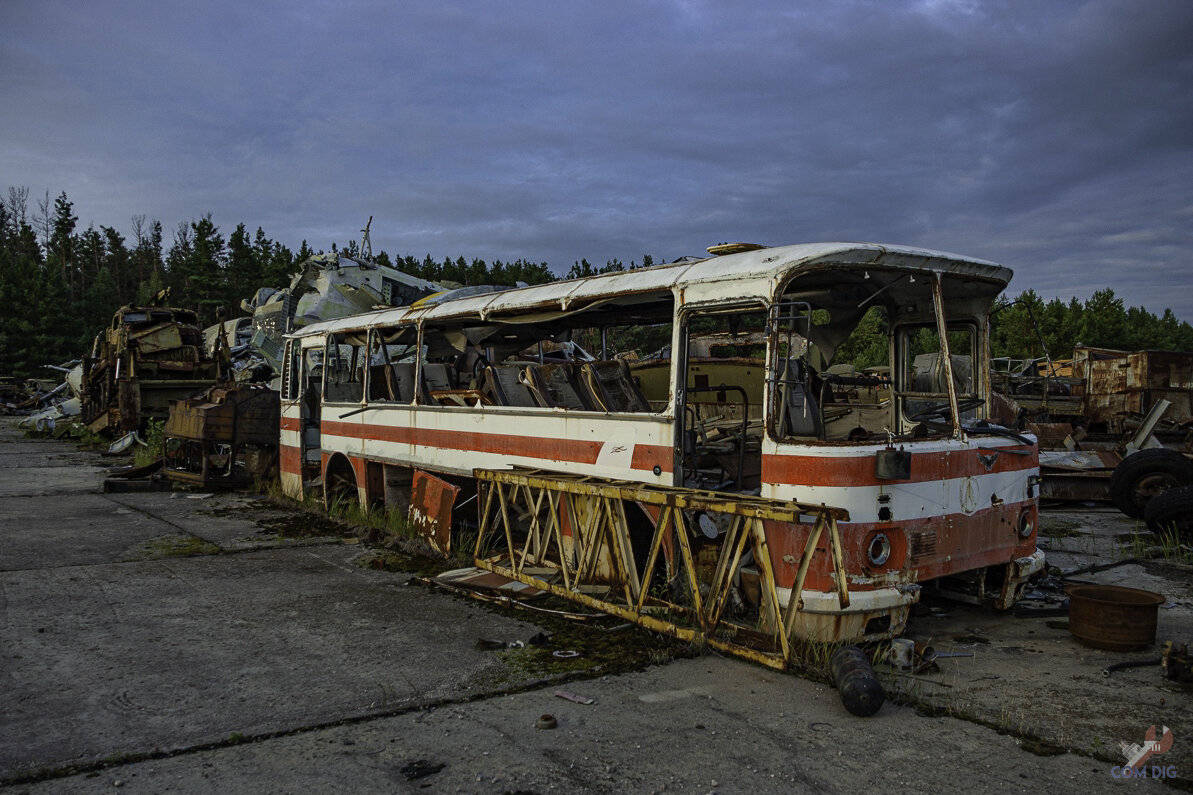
left=324, top=453, right=360, bottom=510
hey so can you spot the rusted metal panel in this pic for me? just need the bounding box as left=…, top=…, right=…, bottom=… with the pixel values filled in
left=1026, top=421, right=1075, bottom=447
left=131, top=324, right=185, bottom=354
left=1039, top=471, right=1112, bottom=502
left=410, top=469, right=460, bottom=554
left=1075, top=346, right=1193, bottom=429
left=165, top=384, right=279, bottom=444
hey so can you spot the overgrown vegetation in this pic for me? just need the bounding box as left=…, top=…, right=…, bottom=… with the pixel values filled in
left=134, top=419, right=164, bottom=467
left=1119, top=525, right=1193, bottom=563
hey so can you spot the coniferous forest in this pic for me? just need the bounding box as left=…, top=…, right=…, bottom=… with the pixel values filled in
left=1, top=186, right=1191, bottom=378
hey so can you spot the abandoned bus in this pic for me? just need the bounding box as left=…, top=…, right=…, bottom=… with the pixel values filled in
left=279, top=242, right=1043, bottom=644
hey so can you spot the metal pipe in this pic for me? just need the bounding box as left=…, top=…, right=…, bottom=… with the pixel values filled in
left=931, top=273, right=962, bottom=438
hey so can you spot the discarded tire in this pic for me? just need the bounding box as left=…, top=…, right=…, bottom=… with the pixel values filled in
left=1144, top=484, right=1193, bottom=535
left=830, top=645, right=884, bottom=717
left=1108, top=449, right=1193, bottom=519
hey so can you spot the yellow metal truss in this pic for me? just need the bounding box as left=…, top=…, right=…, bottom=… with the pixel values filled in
left=472, top=468, right=851, bottom=669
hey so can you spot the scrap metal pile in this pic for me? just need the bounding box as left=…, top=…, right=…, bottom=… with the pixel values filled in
left=2, top=361, right=81, bottom=427
left=993, top=345, right=1193, bottom=520
left=10, top=251, right=442, bottom=439
left=162, top=383, right=280, bottom=488
left=213, top=252, right=442, bottom=389
left=80, top=303, right=223, bottom=434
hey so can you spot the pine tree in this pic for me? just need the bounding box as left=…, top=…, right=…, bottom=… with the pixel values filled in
left=227, top=223, right=261, bottom=308
left=46, top=192, right=77, bottom=297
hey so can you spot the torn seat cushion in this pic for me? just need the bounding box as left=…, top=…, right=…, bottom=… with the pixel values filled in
left=581, top=360, right=651, bottom=412
left=523, top=363, right=593, bottom=411
left=482, top=365, right=538, bottom=407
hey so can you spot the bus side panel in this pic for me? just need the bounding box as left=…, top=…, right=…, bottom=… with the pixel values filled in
left=320, top=406, right=675, bottom=487
left=279, top=407, right=303, bottom=499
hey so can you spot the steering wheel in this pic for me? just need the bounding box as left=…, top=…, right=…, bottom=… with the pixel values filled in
left=909, top=396, right=986, bottom=422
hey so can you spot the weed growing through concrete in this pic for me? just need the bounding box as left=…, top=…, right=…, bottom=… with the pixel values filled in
left=1120, top=528, right=1157, bottom=560
left=1155, top=524, right=1193, bottom=563
left=134, top=419, right=164, bottom=468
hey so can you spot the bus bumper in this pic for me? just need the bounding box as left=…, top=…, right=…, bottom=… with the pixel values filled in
left=775, top=584, right=921, bottom=643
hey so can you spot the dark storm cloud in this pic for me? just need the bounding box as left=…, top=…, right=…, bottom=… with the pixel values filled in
left=2, top=0, right=1191, bottom=313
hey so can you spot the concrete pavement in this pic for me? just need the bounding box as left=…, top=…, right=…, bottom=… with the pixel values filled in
left=0, top=419, right=1174, bottom=791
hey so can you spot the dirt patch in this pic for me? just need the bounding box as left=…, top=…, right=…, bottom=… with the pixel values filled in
left=254, top=511, right=356, bottom=540
left=354, top=549, right=455, bottom=579
left=128, top=534, right=220, bottom=559
left=490, top=606, right=693, bottom=681
left=1140, top=559, right=1193, bottom=596
left=1039, top=516, right=1085, bottom=538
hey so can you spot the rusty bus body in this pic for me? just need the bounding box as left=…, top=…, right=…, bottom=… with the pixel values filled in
left=279, top=243, right=1043, bottom=643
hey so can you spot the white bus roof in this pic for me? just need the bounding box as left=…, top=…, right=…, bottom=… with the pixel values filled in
left=289, top=242, right=1010, bottom=338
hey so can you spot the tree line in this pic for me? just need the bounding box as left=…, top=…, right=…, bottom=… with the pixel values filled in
left=1, top=186, right=1191, bottom=378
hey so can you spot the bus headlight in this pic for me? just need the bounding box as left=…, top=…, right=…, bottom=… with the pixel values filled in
left=866, top=533, right=892, bottom=566
left=1017, top=509, right=1035, bottom=538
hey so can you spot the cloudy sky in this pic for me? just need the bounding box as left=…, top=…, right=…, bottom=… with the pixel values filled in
left=3, top=0, right=1192, bottom=315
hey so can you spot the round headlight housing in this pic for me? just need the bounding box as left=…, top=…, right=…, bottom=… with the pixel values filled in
left=1017, top=508, right=1035, bottom=538
left=866, top=532, right=892, bottom=566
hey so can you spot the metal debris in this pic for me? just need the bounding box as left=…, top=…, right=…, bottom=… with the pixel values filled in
left=554, top=690, right=595, bottom=705
left=1162, top=642, right=1192, bottom=683
left=163, top=383, right=280, bottom=488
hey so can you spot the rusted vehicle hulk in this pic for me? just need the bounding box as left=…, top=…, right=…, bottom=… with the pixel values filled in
left=80, top=305, right=222, bottom=433
left=1071, top=346, right=1193, bottom=433
left=163, top=384, right=279, bottom=488
left=278, top=242, right=1042, bottom=659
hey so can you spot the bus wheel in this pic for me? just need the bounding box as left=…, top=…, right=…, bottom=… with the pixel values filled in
left=325, top=455, right=358, bottom=511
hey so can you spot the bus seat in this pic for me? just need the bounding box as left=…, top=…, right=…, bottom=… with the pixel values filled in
left=390, top=362, right=417, bottom=403
left=481, top=365, right=537, bottom=407
left=367, top=364, right=395, bottom=401
left=581, top=360, right=651, bottom=412
left=782, top=358, right=823, bottom=438
left=522, top=363, right=594, bottom=411
left=420, top=362, right=456, bottom=402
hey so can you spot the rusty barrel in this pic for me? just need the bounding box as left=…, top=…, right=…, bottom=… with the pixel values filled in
left=1067, top=584, right=1165, bottom=651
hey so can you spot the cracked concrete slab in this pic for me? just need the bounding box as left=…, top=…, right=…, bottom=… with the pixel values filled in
left=0, top=494, right=184, bottom=571
left=2, top=418, right=1188, bottom=791
left=100, top=492, right=344, bottom=552
left=24, top=657, right=1159, bottom=793
left=0, top=545, right=547, bottom=780
left=0, top=432, right=106, bottom=496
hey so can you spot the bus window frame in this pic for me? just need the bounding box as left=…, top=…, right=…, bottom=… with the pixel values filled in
left=893, top=318, right=983, bottom=428
left=366, top=325, right=419, bottom=405
left=322, top=331, right=367, bottom=406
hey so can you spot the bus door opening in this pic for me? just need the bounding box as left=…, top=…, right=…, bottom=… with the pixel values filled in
left=677, top=305, right=768, bottom=494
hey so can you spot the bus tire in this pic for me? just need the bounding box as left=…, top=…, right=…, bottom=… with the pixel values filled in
left=1109, top=449, right=1193, bottom=519
left=1144, top=484, right=1193, bottom=536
